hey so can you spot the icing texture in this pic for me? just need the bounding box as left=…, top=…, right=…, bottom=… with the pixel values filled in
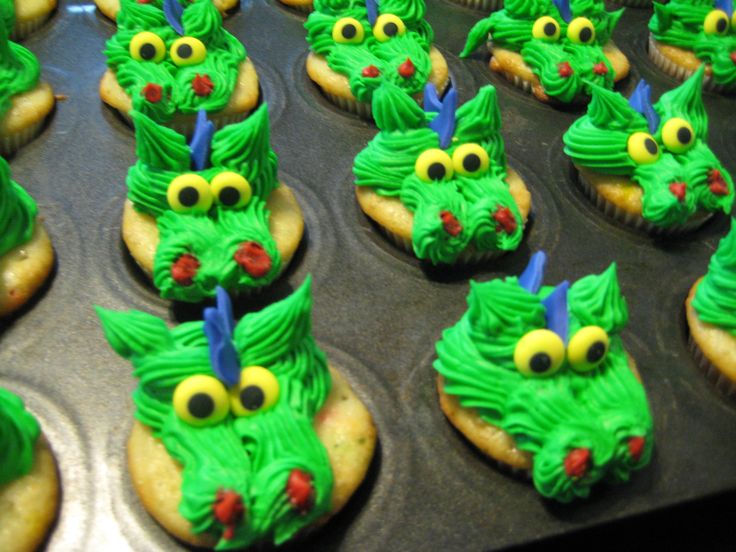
left=650, top=0, right=736, bottom=87
left=354, top=82, right=524, bottom=264
left=0, top=156, right=37, bottom=257
left=461, top=0, right=623, bottom=102
left=0, top=388, right=40, bottom=486
left=434, top=254, right=653, bottom=502
left=563, top=66, right=734, bottom=227
left=0, top=13, right=41, bottom=119
left=693, top=218, right=736, bottom=334
left=104, top=0, right=246, bottom=122
left=97, top=279, right=334, bottom=549
left=127, top=105, right=282, bottom=302
left=305, top=0, right=435, bottom=102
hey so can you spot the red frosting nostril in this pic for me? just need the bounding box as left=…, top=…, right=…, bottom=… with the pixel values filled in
left=440, top=210, right=463, bottom=237
left=628, top=436, right=646, bottom=462
left=213, top=490, right=245, bottom=540
left=708, top=168, right=729, bottom=196
left=286, top=469, right=314, bottom=514
left=234, top=241, right=272, bottom=278
left=593, top=62, right=608, bottom=76
left=171, top=254, right=200, bottom=286
left=362, top=65, right=380, bottom=78
left=564, top=448, right=591, bottom=479
left=557, top=61, right=573, bottom=78
left=669, top=182, right=687, bottom=202
left=492, top=206, right=517, bottom=234
left=142, top=83, right=163, bottom=103
left=731, top=52, right=736, bottom=64
left=398, top=58, right=415, bottom=78
left=192, top=73, right=215, bottom=97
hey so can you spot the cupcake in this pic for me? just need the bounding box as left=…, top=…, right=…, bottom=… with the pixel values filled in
left=686, top=218, right=736, bottom=395
left=435, top=251, right=654, bottom=502
left=100, top=0, right=259, bottom=134
left=0, top=16, right=54, bottom=156
left=354, top=82, right=531, bottom=265
left=2, top=0, right=56, bottom=40
left=96, top=279, right=376, bottom=549
left=564, top=66, right=734, bottom=234
left=94, top=0, right=239, bottom=22
left=0, top=387, right=60, bottom=552
left=461, top=0, right=630, bottom=104
left=649, top=0, right=736, bottom=93
left=449, top=0, right=503, bottom=11
left=304, top=0, right=449, bottom=119
left=278, top=0, right=314, bottom=13
left=123, top=106, right=304, bottom=303
left=0, top=156, right=54, bottom=317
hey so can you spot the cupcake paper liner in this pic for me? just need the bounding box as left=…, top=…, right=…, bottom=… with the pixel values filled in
left=10, top=13, right=54, bottom=41
left=688, top=333, right=736, bottom=397
left=449, top=0, right=503, bottom=11
left=322, top=90, right=374, bottom=120
left=611, top=0, right=652, bottom=7
left=0, top=118, right=46, bottom=156
left=115, top=108, right=252, bottom=136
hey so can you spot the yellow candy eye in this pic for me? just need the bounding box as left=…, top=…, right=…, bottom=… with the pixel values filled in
left=170, top=37, right=207, bottom=66
left=513, top=329, right=565, bottom=377
left=567, top=17, right=596, bottom=44
left=230, top=366, right=280, bottom=417
left=373, top=14, right=406, bottom=42
left=732, top=11, right=736, bottom=29
left=129, top=32, right=166, bottom=63
left=332, top=17, right=365, bottom=44
left=704, top=10, right=730, bottom=35
left=661, top=118, right=695, bottom=154
left=567, top=326, right=610, bottom=372
left=415, top=149, right=454, bottom=182
left=532, top=16, right=561, bottom=41
left=211, top=172, right=252, bottom=208
left=452, top=144, right=490, bottom=177
left=167, top=174, right=214, bottom=213
left=173, top=375, right=230, bottom=427
left=627, top=132, right=660, bottom=165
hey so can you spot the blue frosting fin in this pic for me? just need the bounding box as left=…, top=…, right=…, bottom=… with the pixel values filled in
left=423, top=83, right=443, bottom=113
left=628, top=80, right=660, bottom=134
left=190, top=110, right=215, bottom=171
left=519, top=252, right=547, bottom=294
left=429, top=86, right=457, bottom=150
left=203, top=287, right=241, bottom=386
left=542, top=281, right=570, bottom=344
left=715, top=0, right=733, bottom=17
left=164, top=0, right=185, bottom=36
left=553, top=0, right=572, bottom=23
left=366, top=0, right=379, bottom=26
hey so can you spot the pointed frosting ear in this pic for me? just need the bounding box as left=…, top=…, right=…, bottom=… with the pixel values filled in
left=655, top=65, right=708, bottom=140
left=181, top=0, right=222, bottom=41
left=132, top=110, right=191, bottom=171
left=118, top=0, right=167, bottom=28
left=460, top=17, right=494, bottom=58
left=96, top=307, right=174, bottom=359
left=1, top=3, right=13, bottom=31
left=568, top=263, right=629, bottom=334
left=372, top=81, right=428, bottom=132
left=598, top=8, right=624, bottom=45
left=651, top=2, right=673, bottom=31
left=454, top=85, right=502, bottom=143
left=587, top=84, right=646, bottom=132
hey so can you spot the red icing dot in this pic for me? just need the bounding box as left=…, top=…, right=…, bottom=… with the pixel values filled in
left=558, top=61, right=573, bottom=78
left=669, top=182, right=687, bottom=202
left=564, top=448, right=591, bottom=479
left=731, top=52, right=736, bottom=65
left=398, top=58, right=415, bottom=78
left=492, top=206, right=517, bottom=234
left=628, top=436, right=646, bottom=462
left=440, top=210, right=463, bottom=237
left=192, top=74, right=214, bottom=97
left=362, top=65, right=380, bottom=78
left=213, top=490, right=244, bottom=540
left=234, top=242, right=272, bottom=278
left=137, top=0, right=153, bottom=3
left=142, top=83, right=163, bottom=103
left=593, top=62, right=608, bottom=76
left=708, top=169, right=729, bottom=196
left=286, top=469, right=314, bottom=514
left=171, top=254, right=200, bottom=286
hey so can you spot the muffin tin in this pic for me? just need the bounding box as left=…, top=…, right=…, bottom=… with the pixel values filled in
left=1, top=1, right=735, bottom=550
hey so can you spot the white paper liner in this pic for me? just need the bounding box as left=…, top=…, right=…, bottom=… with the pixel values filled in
left=0, top=118, right=46, bottom=156
left=688, top=333, right=736, bottom=397
left=449, top=0, right=503, bottom=11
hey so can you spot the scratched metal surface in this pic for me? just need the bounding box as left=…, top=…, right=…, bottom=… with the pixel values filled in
left=1, top=0, right=735, bottom=550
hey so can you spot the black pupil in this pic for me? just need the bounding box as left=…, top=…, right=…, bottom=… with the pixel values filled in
left=342, top=24, right=357, bottom=39
left=463, top=153, right=481, bottom=173
left=716, top=17, right=727, bottom=33
left=586, top=341, right=606, bottom=364
left=177, top=43, right=193, bottom=59
left=384, top=22, right=399, bottom=37
left=140, top=43, right=156, bottom=60
left=530, top=353, right=552, bottom=373
left=188, top=393, right=215, bottom=419
left=579, top=27, right=592, bottom=43
left=644, top=138, right=658, bottom=155
left=179, top=186, right=199, bottom=207
left=427, top=162, right=446, bottom=181
left=240, top=385, right=265, bottom=411
left=677, top=126, right=692, bottom=145
left=544, top=22, right=557, bottom=36
left=219, top=186, right=240, bottom=206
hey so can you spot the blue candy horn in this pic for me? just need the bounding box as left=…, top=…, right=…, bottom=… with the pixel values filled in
left=552, top=0, right=572, bottom=23
left=542, top=281, right=570, bottom=344
left=519, top=251, right=547, bottom=294
left=423, top=83, right=443, bottom=113
left=190, top=110, right=215, bottom=171
left=427, top=85, right=457, bottom=150
left=203, top=287, right=241, bottom=387
left=164, top=0, right=185, bottom=36
left=366, top=0, right=379, bottom=26
left=715, top=0, right=733, bottom=17
left=629, top=80, right=660, bottom=134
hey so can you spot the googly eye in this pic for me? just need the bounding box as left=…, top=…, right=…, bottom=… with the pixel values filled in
left=415, top=149, right=454, bottom=182
left=173, top=375, right=230, bottom=427
left=211, top=172, right=252, bottom=209
left=732, top=11, right=736, bottom=29
left=129, top=32, right=166, bottom=63
left=230, top=366, right=280, bottom=417
left=567, top=17, right=596, bottom=45
left=532, top=16, right=561, bottom=42
left=627, top=132, right=660, bottom=165
left=514, top=329, right=565, bottom=377
left=332, top=17, right=365, bottom=44
left=167, top=174, right=214, bottom=213
left=567, top=326, right=610, bottom=372
left=373, top=14, right=406, bottom=42
left=170, top=37, right=207, bottom=66
left=704, top=9, right=730, bottom=36
left=660, top=118, right=695, bottom=154
left=452, top=144, right=490, bottom=177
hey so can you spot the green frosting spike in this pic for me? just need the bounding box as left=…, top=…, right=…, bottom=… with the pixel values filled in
left=654, top=64, right=708, bottom=140
left=371, top=82, right=428, bottom=133
left=132, top=110, right=191, bottom=171
left=0, top=156, right=37, bottom=257
left=0, top=0, right=14, bottom=31
left=0, top=388, right=40, bottom=486
left=693, top=219, right=736, bottom=335
left=0, top=14, right=40, bottom=119
left=569, top=263, right=628, bottom=333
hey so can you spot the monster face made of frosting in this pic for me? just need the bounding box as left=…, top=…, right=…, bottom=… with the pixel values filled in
left=564, top=66, right=734, bottom=229
left=461, top=0, right=626, bottom=103
left=435, top=252, right=654, bottom=502
left=354, top=82, right=528, bottom=265
left=97, top=281, right=334, bottom=549
left=649, top=0, right=736, bottom=90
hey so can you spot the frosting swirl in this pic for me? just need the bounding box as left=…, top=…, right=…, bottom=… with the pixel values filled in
left=693, top=219, right=736, bottom=334
left=0, top=156, right=37, bottom=258
left=0, top=388, right=40, bottom=486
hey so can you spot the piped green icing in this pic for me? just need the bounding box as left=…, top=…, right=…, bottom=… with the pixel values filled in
left=0, top=156, right=37, bottom=257
left=434, top=258, right=653, bottom=502
left=0, top=14, right=40, bottom=119
left=563, top=66, right=734, bottom=228
left=0, top=387, right=40, bottom=486
left=96, top=278, right=334, bottom=549
left=693, top=219, right=736, bottom=335
left=0, top=0, right=14, bottom=32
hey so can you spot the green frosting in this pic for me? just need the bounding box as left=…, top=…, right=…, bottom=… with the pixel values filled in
left=461, top=0, right=623, bottom=103
left=0, top=388, right=40, bottom=486
left=305, top=0, right=436, bottom=103
left=435, top=257, right=653, bottom=502
left=105, top=0, right=246, bottom=123
left=650, top=0, right=736, bottom=87
left=354, top=82, right=524, bottom=264
left=563, top=66, right=734, bottom=228
left=0, top=156, right=37, bottom=258
left=127, top=104, right=283, bottom=302
left=0, top=13, right=40, bottom=119
left=97, top=278, right=334, bottom=550
left=693, top=218, right=736, bottom=334
left=0, top=0, right=14, bottom=32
